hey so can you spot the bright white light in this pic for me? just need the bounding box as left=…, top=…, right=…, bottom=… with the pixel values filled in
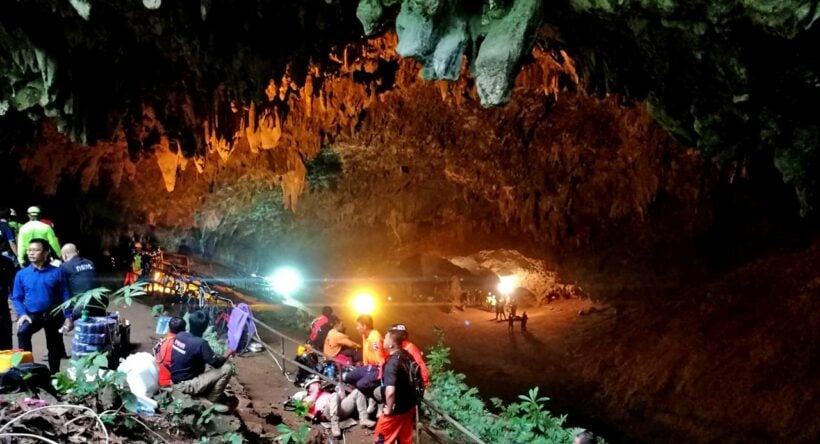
left=497, top=275, right=518, bottom=296
left=267, top=266, right=304, bottom=297
left=352, top=292, right=377, bottom=315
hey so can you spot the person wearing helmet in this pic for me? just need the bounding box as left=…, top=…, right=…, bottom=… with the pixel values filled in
left=387, top=324, right=429, bottom=388
left=16, top=207, right=60, bottom=266
left=300, top=375, right=376, bottom=438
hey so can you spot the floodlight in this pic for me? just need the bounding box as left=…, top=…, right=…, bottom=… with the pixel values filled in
left=497, top=275, right=518, bottom=296
left=267, top=266, right=304, bottom=297
left=352, top=291, right=377, bottom=315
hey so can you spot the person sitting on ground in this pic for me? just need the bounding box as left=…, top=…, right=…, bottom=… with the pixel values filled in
left=300, top=376, right=376, bottom=438
left=387, top=324, right=429, bottom=388
left=60, top=244, right=104, bottom=319
left=170, top=310, right=235, bottom=402
left=324, top=315, right=361, bottom=361
left=155, top=316, right=185, bottom=388
left=344, top=315, right=386, bottom=395
left=573, top=430, right=598, bottom=444
left=308, top=306, right=333, bottom=348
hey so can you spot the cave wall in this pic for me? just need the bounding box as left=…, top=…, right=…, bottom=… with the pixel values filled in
left=13, top=35, right=721, bottom=288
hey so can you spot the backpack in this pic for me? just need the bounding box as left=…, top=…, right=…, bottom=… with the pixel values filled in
left=154, top=333, right=176, bottom=387
left=399, top=350, right=425, bottom=406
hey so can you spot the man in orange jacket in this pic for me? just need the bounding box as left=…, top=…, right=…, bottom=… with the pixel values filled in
left=387, top=324, right=429, bottom=388
left=343, top=315, right=386, bottom=398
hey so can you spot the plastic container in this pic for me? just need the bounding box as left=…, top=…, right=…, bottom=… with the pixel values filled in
left=117, top=352, right=159, bottom=398
left=155, top=315, right=170, bottom=336
left=0, top=350, right=33, bottom=372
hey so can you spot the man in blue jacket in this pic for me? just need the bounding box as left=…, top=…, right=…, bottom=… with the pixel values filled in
left=171, top=310, right=235, bottom=402
left=11, top=238, right=71, bottom=373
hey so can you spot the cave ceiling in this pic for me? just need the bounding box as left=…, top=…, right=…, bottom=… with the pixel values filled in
left=1, top=0, right=819, bottom=213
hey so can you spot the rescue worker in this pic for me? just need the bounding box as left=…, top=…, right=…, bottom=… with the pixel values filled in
left=374, top=329, right=418, bottom=443
left=308, top=306, right=333, bottom=350
left=0, top=208, right=18, bottom=258
left=60, top=244, right=104, bottom=319
left=0, top=248, right=16, bottom=349
left=344, top=315, right=386, bottom=407
left=11, top=239, right=71, bottom=373
left=16, top=207, right=60, bottom=266
left=4, top=209, right=22, bottom=238
left=170, top=310, right=235, bottom=402
left=301, top=376, right=376, bottom=438
left=386, top=324, right=429, bottom=388
left=324, top=316, right=361, bottom=361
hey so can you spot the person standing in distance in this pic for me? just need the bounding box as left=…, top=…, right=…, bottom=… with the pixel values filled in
left=16, top=207, right=60, bottom=266
left=11, top=239, right=71, bottom=373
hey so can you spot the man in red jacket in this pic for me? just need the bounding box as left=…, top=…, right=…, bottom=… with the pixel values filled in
left=387, top=324, right=429, bottom=388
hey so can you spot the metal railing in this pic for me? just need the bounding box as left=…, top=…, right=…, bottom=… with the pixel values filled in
left=249, top=315, right=487, bottom=444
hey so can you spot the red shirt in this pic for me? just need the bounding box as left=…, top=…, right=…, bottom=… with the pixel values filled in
left=309, top=314, right=329, bottom=341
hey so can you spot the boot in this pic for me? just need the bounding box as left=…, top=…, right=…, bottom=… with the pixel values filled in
left=331, top=421, right=342, bottom=438
left=358, top=416, right=377, bottom=428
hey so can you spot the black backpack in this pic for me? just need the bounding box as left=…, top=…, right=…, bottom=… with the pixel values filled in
left=399, top=350, right=425, bottom=406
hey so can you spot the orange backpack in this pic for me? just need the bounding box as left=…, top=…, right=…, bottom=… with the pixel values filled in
left=154, top=333, right=176, bottom=387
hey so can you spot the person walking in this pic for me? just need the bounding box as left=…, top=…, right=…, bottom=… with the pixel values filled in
left=11, top=238, right=71, bottom=373
left=16, top=207, right=60, bottom=266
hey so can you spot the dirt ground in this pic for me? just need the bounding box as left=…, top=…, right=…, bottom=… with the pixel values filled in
left=19, top=238, right=819, bottom=444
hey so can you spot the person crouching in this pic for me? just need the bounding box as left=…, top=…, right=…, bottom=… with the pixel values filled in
left=171, top=310, right=235, bottom=403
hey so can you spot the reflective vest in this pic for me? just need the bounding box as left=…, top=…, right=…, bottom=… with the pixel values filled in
left=154, top=333, right=176, bottom=387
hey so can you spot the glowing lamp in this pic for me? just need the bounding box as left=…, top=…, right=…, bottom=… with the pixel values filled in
left=267, top=266, right=304, bottom=298
left=352, top=291, right=377, bottom=315
left=497, top=275, right=518, bottom=296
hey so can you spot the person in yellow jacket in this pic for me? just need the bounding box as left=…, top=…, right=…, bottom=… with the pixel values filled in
left=17, top=207, right=60, bottom=265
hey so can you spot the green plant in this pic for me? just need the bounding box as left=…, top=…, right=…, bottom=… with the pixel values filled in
left=52, top=282, right=148, bottom=316
left=275, top=423, right=310, bottom=444
left=52, top=352, right=138, bottom=413
left=151, top=304, right=166, bottom=317
left=291, top=399, right=311, bottom=417
left=425, top=331, right=585, bottom=443
left=203, top=325, right=227, bottom=356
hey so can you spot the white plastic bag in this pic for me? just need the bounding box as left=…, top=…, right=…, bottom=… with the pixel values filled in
left=117, top=352, right=159, bottom=398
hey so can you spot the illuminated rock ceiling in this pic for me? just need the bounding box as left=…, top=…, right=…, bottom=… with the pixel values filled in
left=1, top=0, right=819, bottom=212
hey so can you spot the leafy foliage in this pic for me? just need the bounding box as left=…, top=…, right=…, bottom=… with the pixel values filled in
left=275, top=423, right=311, bottom=444
left=425, top=329, right=585, bottom=443
left=52, top=282, right=148, bottom=316
left=203, top=325, right=228, bottom=356
left=52, top=352, right=138, bottom=413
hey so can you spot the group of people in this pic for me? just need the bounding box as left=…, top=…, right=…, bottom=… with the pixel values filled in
left=303, top=307, right=428, bottom=442
left=153, top=311, right=236, bottom=404
left=0, top=206, right=101, bottom=373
